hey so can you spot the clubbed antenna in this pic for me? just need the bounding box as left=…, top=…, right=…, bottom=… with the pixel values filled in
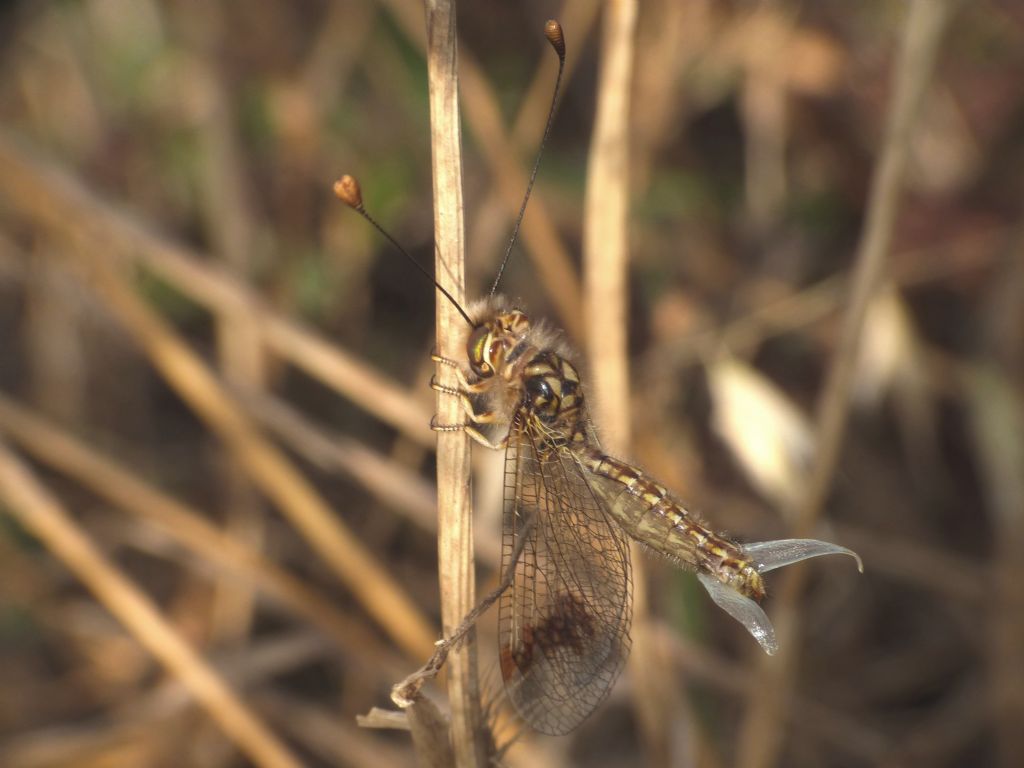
left=488, top=19, right=567, bottom=297
left=334, top=174, right=474, bottom=326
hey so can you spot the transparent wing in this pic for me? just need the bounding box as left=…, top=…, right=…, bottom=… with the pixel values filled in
left=498, top=412, right=633, bottom=736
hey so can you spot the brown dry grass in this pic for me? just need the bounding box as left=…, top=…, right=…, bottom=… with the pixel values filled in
left=1, top=1, right=1021, bottom=767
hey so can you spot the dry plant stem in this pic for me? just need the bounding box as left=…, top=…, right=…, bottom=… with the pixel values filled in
left=0, top=131, right=434, bottom=448
left=736, top=2, right=956, bottom=767
left=627, top=0, right=698, bottom=193
left=584, top=0, right=675, bottom=764
left=0, top=394, right=401, bottom=670
left=380, top=0, right=583, bottom=341
left=82, top=257, right=437, bottom=660
left=358, top=707, right=413, bottom=731
left=0, top=438, right=303, bottom=768
left=404, top=697, right=457, bottom=768
left=585, top=6, right=634, bottom=443
left=423, top=0, right=487, bottom=765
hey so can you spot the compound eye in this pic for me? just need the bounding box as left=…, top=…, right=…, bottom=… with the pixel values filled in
left=467, top=325, right=492, bottom=377
left=526, top=376, right=553, bottom=404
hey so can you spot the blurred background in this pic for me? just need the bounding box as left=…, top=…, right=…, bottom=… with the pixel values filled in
left=1, top=1, right=1022, bottom=767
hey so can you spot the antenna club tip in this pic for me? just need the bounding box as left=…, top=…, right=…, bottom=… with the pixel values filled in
left=334, top=174, right=364, bottom=210
left=544, top=20, right=565, bottom=59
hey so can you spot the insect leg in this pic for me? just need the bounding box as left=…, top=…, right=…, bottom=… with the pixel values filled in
left=430, top=348, right=461, bottom=368
left=431, top=379, right=505, bottom=427
left=431, top=350, right=493, bottom=393
left=391, top=514, right=535, bottom=707
left=463, top=428, right=509, bottom=451
left=430, top=416, right=508, bottom=451
left=430, top=376, right=477, bottom=415
left=430, top=374, right=509, bottom=450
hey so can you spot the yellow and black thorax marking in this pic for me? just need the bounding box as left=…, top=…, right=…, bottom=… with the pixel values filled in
left=522, top=351, right=584, bottom=429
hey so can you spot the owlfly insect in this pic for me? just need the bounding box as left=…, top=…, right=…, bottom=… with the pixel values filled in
left=337, top=20, right=861, bottom=736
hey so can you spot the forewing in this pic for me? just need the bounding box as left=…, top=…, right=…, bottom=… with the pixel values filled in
left=498, top=413, right=633, bottom=735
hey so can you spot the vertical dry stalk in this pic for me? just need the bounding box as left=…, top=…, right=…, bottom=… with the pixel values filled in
left=584, top=0, right=680, bottom=765
left=380, top=0, right=584, bottom=341
left=423, top=0, right=487, bottom=765
left=585, top=7, right=634, bottom=440
left=736, top=2, right=957, bottom=766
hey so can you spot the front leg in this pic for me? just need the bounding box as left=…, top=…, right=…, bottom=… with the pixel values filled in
left=430, top=352, right=491, bottom=394
left=430, top=415, right=508, bottom=451
left=429, top=377, right=508, bottom=451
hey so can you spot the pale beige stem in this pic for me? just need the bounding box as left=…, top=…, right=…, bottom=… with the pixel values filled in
left=380, top=0, right=584, bottom=341
left=423, top=0, right=487, bottom=765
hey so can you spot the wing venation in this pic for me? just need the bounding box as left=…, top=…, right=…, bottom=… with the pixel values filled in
left=498, top=412, right=632, bottom=736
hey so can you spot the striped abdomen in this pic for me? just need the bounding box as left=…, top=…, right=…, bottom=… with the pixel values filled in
left=578, top=449, right=765, bottom=600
